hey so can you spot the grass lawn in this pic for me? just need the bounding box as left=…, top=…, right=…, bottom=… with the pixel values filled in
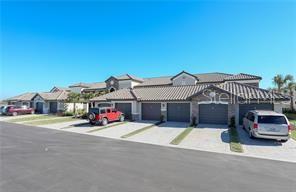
left=229, top=127, right=244, bottom=153
left=86, top=121, right=127, bottom=132
left=170, top=127, right=194, bottom=145
left=291, top=130, right=296, bottom=141
left=25, top=117, right=77, bottom=125
left=7, top=115, right=56, bottom=123
left=285, top=113, right=296, bottom=141
left=121, top=121, right=162, bottom=138
left=285, top=113, right=296, bottom=120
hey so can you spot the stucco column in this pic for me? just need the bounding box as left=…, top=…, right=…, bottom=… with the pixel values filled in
left=161, top=102, right=167, bottom=122
left=273, top=103, right=283, bottom=113
left=228, top=104, right=239, bottom=127
left=191, top=100, right=199, bottom=124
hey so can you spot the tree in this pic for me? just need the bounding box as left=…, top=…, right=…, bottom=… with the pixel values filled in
left=81, top=92, right=95, bottom=102
left=66, top=92, right=81, bottom=115
left=95, top=90, right=108, bottom=97
left=272, top=74, right=293, bottom=92
left=285, top=81, right=296, bottom=112
left=273, top=74, right=295, bottom=112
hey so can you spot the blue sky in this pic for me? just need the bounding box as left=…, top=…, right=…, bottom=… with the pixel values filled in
left=1, top=1, right=295, bottom=99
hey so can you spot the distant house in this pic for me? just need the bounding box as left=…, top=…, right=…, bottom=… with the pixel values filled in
left=6, top=92, right=37, bottom=108
left=5, top=88, right=87, bottom=114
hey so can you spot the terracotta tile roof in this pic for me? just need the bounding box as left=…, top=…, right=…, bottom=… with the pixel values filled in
left=69, top=72, right=262, bottom=89
left=90, top=89, right=135, bottom=101
left=218, top=82, right=288, bottom=100
left=6, top=92, right=37, bottom=101
left=116, top=74, right=144, bottom=82
left=133, top=84, right=211, bottom=101
left=224, top=73, right=262, bottom=81
left=39, top=90, right=69, bottom=101
left=90, top=82, right=288, bottom=102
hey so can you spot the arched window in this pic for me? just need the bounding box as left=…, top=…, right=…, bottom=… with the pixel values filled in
left=109, top=87, right=115, bottom=92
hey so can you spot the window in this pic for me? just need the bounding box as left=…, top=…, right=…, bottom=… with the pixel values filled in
left=109, top=87, right=115, bottom=92
left=258, top=116, right=287, bottom=124
left=107, top=109, right=111, bottom=113
left=100, top=109, right=106, bottom=114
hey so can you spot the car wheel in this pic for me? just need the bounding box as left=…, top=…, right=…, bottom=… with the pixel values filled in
left=249, top=128, right=254, bottom=139
left=119, top=115, right=125, bottom=122
left=12, top=112, right=18, bottom=116
left=102, top=118, right=108, bottom=126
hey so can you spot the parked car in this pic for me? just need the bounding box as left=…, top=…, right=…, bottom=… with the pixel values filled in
left=87, top=107, right=125, bottom=126
left=0, top=106, right=5, bottom=115
left=5, top=105, right=35, bottom=116
left=243, top=110, right=291, bottom=142
left=1, top=105, right=14, bottom=115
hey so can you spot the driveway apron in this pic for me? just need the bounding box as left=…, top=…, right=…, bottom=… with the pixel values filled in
left=237, top=126, right=296, bottom=163
left=91, top=121, right=156, bottom=139
left=179, top=124, right=231, bottom=154
left=127, top=122, right=187, bottom=145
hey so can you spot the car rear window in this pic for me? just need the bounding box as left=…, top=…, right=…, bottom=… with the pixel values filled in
left=258, top=116, right=287, bottom=124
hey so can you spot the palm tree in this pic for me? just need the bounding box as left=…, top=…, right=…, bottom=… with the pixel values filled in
left=66, top=92, right=81, bottom=115
left=272, top=74, right=293, bottom=92
left=285, top=81, right=296, bottom=112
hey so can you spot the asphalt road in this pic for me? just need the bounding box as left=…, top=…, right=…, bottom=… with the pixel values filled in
left=0, top=122, right=295, bottom=192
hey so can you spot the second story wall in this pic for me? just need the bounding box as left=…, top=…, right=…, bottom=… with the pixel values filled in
left=172, top=73, right=197, bottom=86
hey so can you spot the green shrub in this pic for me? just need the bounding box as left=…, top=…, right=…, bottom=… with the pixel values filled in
left=284, top=113, right=296, bottom=120
left=191, top=116, right=197, bottom=127
left=63, top=111, right=74, bottom=116
left=75, top=109, right=87, bottom=118
left=229, top=116, right=236, bottom=128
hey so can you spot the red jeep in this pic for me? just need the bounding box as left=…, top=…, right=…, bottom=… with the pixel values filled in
left=6, top=105, right=35, bottom=116
left=88, top=107, right=125, bottom=126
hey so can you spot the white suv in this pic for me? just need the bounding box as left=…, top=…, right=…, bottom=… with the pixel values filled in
left=243, top=110, right=291, bottom=142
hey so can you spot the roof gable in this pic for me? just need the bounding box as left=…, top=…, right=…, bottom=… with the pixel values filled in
left=171, top=71, right=199, bottom=81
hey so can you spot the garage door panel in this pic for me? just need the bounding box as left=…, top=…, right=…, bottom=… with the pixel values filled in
left=239, top=104, right=273, bottom=124
left=167, top=103, right=190, bottom=122
left=115, top=103, right=132, bottom=120
left=199, top=104, right=228, bottom=124
left=142, top=103, right=161, bottom=121
left=36, top=102, right=43, bottom=114
left=49, top=102, right=58, bottom=113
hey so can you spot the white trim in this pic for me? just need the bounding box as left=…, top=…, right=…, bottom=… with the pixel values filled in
left=198, top=101, right=228, bottom=104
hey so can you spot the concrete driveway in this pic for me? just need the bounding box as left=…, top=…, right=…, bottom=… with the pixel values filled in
left=179, top=124, right=231, bottom=154
left=62, top=121, right=123, bottom=133
left=237, top=126, right=296, bottom=162
left=127, top=121, right=188, bottom=145
left=91, top=121, right=156, bottom=138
